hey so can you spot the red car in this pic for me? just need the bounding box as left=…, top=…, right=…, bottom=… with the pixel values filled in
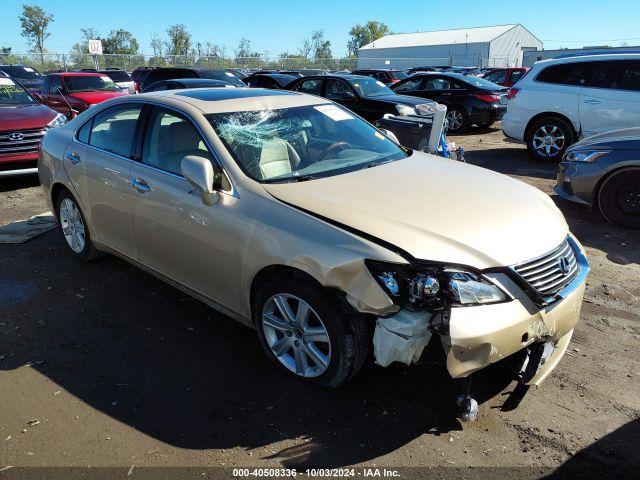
left=481, top=67, right=529, bottom=87
left=0, top=76, right=65, bottom=176
left=36, top=72, right=128, bottom=118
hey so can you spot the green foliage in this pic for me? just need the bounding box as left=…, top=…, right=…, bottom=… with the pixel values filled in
left=347, top=21, right=391, bottom=56
left=18, top=4, right=54, bottom=64
left=166, top=24, right=191, bottom=57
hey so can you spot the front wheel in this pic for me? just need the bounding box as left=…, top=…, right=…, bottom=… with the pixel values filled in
left=254, top=274, right=369, bottom=387
left=598, top=167, right=640, bottom=229
left=526, top=117, right=575, bottom=161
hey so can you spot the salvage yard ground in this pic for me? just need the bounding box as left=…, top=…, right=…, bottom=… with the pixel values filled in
left=0, top=126, right=638, bottom=477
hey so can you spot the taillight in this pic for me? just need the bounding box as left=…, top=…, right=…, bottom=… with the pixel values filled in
left=507, top=87, right=519, bottom=100
left=474, top=93, right=501, bottom=103
left=134, top=82, right=139, bottom=94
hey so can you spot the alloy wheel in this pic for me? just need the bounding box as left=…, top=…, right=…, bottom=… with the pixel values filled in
left=618, top=178, right=640, bottom=215
left=261, top=294, right=331, bottom=378
left=532, top=124, right=565, bottom=157
left=59, top=198, right=86, bottom=253
left=446, top=110, right=464, bottom=131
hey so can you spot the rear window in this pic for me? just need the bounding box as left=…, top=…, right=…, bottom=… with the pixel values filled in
left=101, top=70, right=131, bottom=82
left=0, top=66, right=41, bottom=79
left=197, top=70, right=245, bottom=86
left=389, top=71, right=408, bottom=80
left=535, top=61, right=600, bottom=86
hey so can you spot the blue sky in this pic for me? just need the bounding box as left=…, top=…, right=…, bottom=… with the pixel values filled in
left=1, top=0, right=639, bottom=57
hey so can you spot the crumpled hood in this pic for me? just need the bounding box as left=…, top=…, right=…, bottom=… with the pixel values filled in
left=262, top=152, right=568, bottom=268
left=67, top=90, right=128, bottom=104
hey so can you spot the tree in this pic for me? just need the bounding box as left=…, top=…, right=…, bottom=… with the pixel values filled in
left=1, top=47, right=12, bottom=54
left=19, top=4, right=54, bottom=64
left=150, top=34, right=164, bottom=57
left=166, top=24, right=191, bottom=57
left=347, top=21, right=391, bottom=57
left=298, top=35, right=312, bottom=59
left=311, top=30, right=332, bottom=60
left=103, top=29, right=139, bottom=55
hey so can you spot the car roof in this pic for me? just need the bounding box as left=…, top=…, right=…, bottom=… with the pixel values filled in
left=535, top=52, right=640, bottom=66
left=136, top=87, right=327, bottom=114
left=161, top=78, right=229, bottom=86
left=49, top=72, right=108, bottom=77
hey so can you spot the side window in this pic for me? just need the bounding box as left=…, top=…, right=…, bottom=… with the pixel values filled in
left=296, top=79, right=323, bottom=95
left=590, top=60, right=640, bottom=92
left=49, top=76, right=61, bottom=94
left=325, top=79, right=352, bottom=100
left=76, top=119, right=92, bottom=144
left=510, top=70, right=524, bottom=83
left=536, top=62, right=600, bottom=86
left=485, top=70, right=507, bottom=84
left=142, top=108, right=213, bottom=176
left=89, top=105, right=143, bottom=157
left=393, top=77, right=424, bottom=92
left=424, top=78, right=451, bottom=91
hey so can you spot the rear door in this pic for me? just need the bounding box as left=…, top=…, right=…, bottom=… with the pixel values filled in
left=70, top=103, right=144, bottom=258
left=580, top=60, right=640, bottom=137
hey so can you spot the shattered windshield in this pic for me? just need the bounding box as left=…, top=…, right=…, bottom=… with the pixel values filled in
left=207, top=104, right=408, bottom=183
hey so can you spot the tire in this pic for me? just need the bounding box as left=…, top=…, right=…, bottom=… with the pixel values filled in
left=597, top=167, right=640, bottom=229
left=55, top=189, right=102, bottom=261
left=445, top=107, right=468, bottom=133
left=526, top=117, right=575, bottom=161
left=253, top=273, right=370, bottom=387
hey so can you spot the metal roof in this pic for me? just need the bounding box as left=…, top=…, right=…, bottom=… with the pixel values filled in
left=358, top=24, right=519, bottom=50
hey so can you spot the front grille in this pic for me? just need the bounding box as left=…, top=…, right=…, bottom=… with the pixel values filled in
left=0, top=128, right=46, bottom=155
left=512, top=239, right=578, bottom=298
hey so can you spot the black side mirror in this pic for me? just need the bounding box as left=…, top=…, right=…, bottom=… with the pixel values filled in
left=343, top=91, right=356, bottom=100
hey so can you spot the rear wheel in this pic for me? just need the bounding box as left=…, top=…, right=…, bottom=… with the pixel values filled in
left=55, top=190, right=101, bottom=261
left=598, top=167, right=640, bottom=229
left=254, top=274, right=369, bottom=387
left=526, top=117, right=575, bottom=161
left=445, top=107, right=468, bottom=133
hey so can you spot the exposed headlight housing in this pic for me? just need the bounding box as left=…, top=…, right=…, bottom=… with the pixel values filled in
left=365, top=260, right=508, bottom=308
left=395, top=104, right=417, bottom=116
left=416, top=103, right=436, bottom=116
left=564, top=150, right=610, bottom=163
left=45, top=113, right=67, bottom=131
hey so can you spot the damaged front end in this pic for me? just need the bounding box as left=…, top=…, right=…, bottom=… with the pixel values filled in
left=364, top=239, right=589, bottom=420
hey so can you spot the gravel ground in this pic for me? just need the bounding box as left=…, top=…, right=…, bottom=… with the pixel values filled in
left=0, top=126, right=638, bottom=478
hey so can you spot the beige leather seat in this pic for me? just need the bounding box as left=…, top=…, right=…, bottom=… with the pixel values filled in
left=257, top=138, right=301, bottom=179
left=154, top=121, right=212, bottom=174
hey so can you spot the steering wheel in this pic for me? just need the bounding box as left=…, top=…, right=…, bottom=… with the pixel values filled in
left=317, top=141, right=351, bottom=162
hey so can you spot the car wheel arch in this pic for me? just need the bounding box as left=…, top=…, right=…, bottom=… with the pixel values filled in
left=595, top=165, right=640, bottom=214
left=525, top=112, right=578, bottom=140
left=249, top=265, right=329, bottom=325
left=51, top=182, right=71, bottom=219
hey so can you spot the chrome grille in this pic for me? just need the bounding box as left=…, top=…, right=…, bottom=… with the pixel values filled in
left=512, top=239, right=578, bottom=298
left=0, top=128, right=46, bottom=155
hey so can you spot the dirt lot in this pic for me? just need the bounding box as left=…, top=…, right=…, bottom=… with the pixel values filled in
left=1, top=126, right=638, bottom=478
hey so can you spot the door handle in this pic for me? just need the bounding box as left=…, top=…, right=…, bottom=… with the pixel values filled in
left=130, top=178, right=151, bottom=193
left=583, top=99, right=601, bottom=105
left=65, top=152, right=81, bottom=165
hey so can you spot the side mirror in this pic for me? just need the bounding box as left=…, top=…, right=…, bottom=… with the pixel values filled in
left=343, top=91, right=356, bottom=100
left=379, top=129, right=400, bottom=145
left=181, top=155, right=220, bottom=206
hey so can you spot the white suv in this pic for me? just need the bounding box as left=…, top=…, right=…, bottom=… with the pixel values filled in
left=502, top=54, right=640, bottom=160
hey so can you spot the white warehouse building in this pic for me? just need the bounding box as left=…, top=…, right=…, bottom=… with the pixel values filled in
left=357, top=24, right=542, bottom=69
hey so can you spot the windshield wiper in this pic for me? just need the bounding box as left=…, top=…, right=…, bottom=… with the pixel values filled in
left=363, top=159, right=395, bottom=169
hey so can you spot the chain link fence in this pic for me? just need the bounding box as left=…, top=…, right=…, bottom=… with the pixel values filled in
left=0, top=52, right=517, bottom=73
left=0, top=53, right=357, bottom=72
